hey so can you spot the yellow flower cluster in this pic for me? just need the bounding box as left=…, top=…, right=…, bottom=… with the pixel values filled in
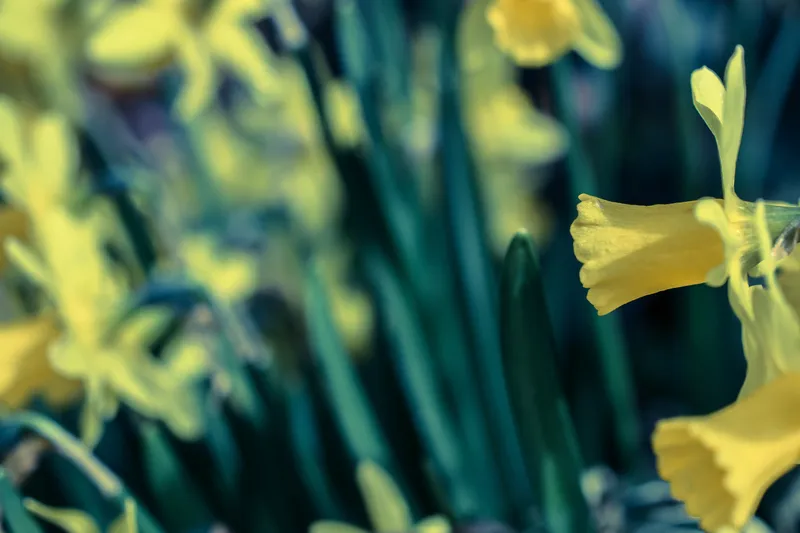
left=570, top=46, right=800, bottom=530
left=0, top=98, right=207, bottom=447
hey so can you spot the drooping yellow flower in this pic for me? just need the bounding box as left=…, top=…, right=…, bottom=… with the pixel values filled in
left=652, top=200, right=800, bottom=528
left=26, top=496, right=137, bottom=533
left=309, top=461, right=451, bottom=533
left=486, top=0, right=622, bottom=69
left=571, top=46, right=800, bottom=315
left=653, top=371, right=800, bottom=532
left=86, top=0, right=278, bottom=119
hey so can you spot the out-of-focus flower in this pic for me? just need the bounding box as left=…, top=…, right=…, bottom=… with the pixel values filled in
left=86, top=0, right=278, bottom=119
left=486, top=0, right=622, bottom=69
left=0, top=97, right=207, bottom=446
left=26, top=496, right=138, bottom=532
left=309, top=461, right=451, bottom=533
left=571, top=46, right=800, bottom=315
left=0, top=0, right=105, bottom=119
left=178, top=233, right=259, bottom=303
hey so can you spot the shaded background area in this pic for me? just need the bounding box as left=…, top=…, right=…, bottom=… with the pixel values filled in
left=4, top=0, right=800, bottom=532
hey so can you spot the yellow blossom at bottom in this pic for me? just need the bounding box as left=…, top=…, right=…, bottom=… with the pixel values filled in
left=653, top=372, right=800, bottom=531
left=570, top=194, right=724, bottom=315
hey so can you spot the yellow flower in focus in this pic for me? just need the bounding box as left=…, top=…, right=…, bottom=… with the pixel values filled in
left=653, top=372, right=800, bottom=532
left=571, top=196, right=724, bottom=315
left=652, top=203, right=800, bottom=530
left=486, top=0, right=622, bottom=69
left=571, top=46, right=800, bottom=314
left=310, top=461, right=450, bottom=533
left=26, top=497, right=137, bottom=533
left=87, top=0, right=278, bottom=119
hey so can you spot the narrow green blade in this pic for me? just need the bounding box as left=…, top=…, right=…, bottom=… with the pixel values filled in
left=500, top=232, right=594, bottom=533
left=0, top=468, right=45, bottom=533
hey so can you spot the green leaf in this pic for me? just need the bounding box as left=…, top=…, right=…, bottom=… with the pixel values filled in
left=438, top=24, right=534, bottom=523
left=499, top=232, right=594, bottom=533
left=309, top=522, right=367, bottom=533
left=0, top=470, right=45, bottom=533
left=138, top=422, right=211, bottom=531
left=364, top=248, right=479, bottom=517
left=304, top=262, right=392, bottom=465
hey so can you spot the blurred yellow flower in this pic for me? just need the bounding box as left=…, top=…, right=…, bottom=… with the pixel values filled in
left=87, top=0, right=278, bottom=119
left=571, top=46, right=800, bottom=315
left=0, top=98, right=207, bottom=446
left=486, top=0, right=622, bottom=69
left=0, top=0, right=100, bottom=119
left=26, top=496, right=137, bottom=533
left=0, top=315, right=81, bottom=410
left=309, top=461, right=450, bottom=533
left=179, top=233, right=259, bottom=303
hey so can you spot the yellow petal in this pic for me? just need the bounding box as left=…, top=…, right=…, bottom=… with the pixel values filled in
left=173, top=35, right=216, bottom=119
left=570, top=194, right=724, bottom=315
left=571, top=0, right=622, bottom=69
left=0, top=207, right=30, bottom=272
left=24, top=499, right=101, bottom=533
left=208, top=23, right=277, bottom=101
left=690, top=66, right=724, bottom=140
left=86, top=4, right=177, bottom=71
left=653, top=372, right=800, bottom=531
left=0, top=315, right=80, bottom=409
left=356, top=461, right=413, bottom=532
left=309, top=523, right=369, bottom=533
left=415, top=515, right=452, bottom=533
left=720, top=45, right=745, bottom=206
left=486, top=0, right=581, bottom=67
left=107, top=499, right=137, bottom=533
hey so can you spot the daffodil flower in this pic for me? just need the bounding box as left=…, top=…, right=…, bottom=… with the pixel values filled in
left=486, top=0, right=622, bottom=69
left=0, top=98, right=207, bottom=446
left=652, top=203, right=800, bottom=529
left=25, top=497, right=137, bottom=533
left=0, top=0, right=100, bottom=119
left=86, top=0, right=278, bottom=119
left=309, top=461, right=451, bottom=533
left=571, top=46, right=800, bottom=315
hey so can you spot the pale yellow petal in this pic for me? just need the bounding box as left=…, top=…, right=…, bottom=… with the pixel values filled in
left=690, top=66, right=724, bottom=140
left=653, top=372, right=800, bottom=531
left=486, top=0, right=581, bottom=67
left=570, top=194, right=724, bottom=315
left=173, top=35, right=216, bottom=119
left=572, top=0, right=622, bottom=69
left=720, top=45, right=745, bottom=206
left=86, top=4, right=177, bottom=70
left=24, top=499, right=101, bottom=533
left=356, top=461, right=413, bottom=532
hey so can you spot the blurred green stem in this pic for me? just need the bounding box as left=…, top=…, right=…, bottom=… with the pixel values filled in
left=551, top=60, right=641, bottom=470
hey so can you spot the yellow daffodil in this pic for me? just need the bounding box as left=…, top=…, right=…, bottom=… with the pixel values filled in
left=26, top=497, right=137, bottom=533
left=486, top=0, right=622, bottom=69
left=571, top=46, right=800, bottom=315
left=178, top=233, right=259, bottom=303
left=0, top=0, right=102, bottom=119
left=87, top=0, right=278, bottom=119
left=0, top=98, right=207, bottom=446
left=651, top=161, right=800, bottom=529
left=309, top=461, right=451, bottom=533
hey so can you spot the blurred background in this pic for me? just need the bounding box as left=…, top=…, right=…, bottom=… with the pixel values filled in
left=2, top=0, right=800, bottom=531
